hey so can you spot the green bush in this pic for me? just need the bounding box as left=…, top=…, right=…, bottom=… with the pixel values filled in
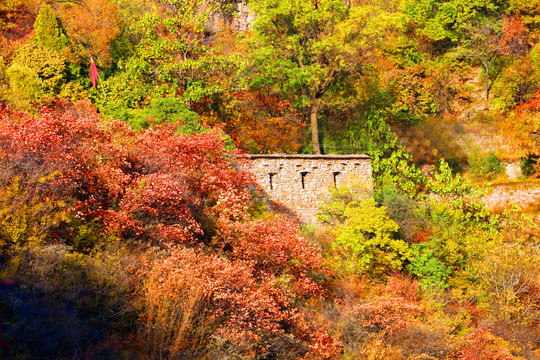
left=467, top=151, right=505, bottom=180
left=34, top=3, right=70, bottom=52
left=331, top=198, right=409, bottom=276
left=427, top=159, right=473, bottom=197
left=520, top=153, right=539, bottom=177
left=105, top=96, right=201, bottom=134
left=408, top=241, right=452, bottom=290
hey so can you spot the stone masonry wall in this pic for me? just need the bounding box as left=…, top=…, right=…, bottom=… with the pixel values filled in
left=247, top=154, right=372, bottom=223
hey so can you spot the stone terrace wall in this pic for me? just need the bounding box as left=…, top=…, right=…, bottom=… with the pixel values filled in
left=247, top=154, right=372, bottom=223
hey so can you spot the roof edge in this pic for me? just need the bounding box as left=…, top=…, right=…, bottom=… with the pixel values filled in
left=245, top=154, right=371, bottom=160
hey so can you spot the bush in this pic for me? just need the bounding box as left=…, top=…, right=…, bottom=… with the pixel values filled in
left=0, top=175, right=67, bottom=250
left=520, top=152, right=539, bottom=178
left=138, top=246, right=340, bottom=359
left=0, top=243, right=141, bottom=360
left=331, top=199, right=409, bottom=276
left=427, top=159, right=473, bottom=197
left=468, top=151, right=505, bottom=180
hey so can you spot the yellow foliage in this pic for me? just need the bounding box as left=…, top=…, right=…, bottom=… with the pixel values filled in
left=0, top=175, right=67, bottom=249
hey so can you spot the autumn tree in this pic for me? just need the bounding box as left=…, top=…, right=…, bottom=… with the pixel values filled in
left=458, top=15, right=529, bottom=100
left=247, top=0, right=382, bottom=154
left=0, top=103, right=342, bottom=358
left=56, top=0, right=121, bottom=67
left=404, top=0, right=503, bottom=44
left=118, top=0, right=237, bottom=97
left=196, top=90, right=305, bottom=153
left=0, top=1, right=36, bottom=58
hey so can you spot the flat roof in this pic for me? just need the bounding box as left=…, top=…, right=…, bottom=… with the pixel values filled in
left=246, top=154, right=371, bottom=160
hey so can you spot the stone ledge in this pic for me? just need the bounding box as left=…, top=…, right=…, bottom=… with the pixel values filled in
left=246, top=154, right=371, bottom=160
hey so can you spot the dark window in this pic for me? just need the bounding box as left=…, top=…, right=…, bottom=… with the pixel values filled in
left=333, top=172, right=341, bottom=187
left=269, top=173, right=275, bottom=190
left=300, top=171, right=309, bottom=189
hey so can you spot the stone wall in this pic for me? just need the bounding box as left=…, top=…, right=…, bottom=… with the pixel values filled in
left=247, top=154, right=372, bottom=223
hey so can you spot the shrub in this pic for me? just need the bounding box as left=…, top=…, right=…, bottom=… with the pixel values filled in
left=0, top=242, right=141, bottom=360
left=138, top=247, right=341, bottom=359
left=449, top=326, right=516, bottom=360
left=0, top=104, right=254, bottom=247
left=519, top=152, right=539, bottom=178
left=427, top=159, right=473, bottom=197
left=7, top=42, right=67, bottom=99
left=380, top=181, right=429, bottom=242
left=408, top=241, right=453, bottom=290
left=0, top=175, right=67, bottom=250
left=331, top=199, right=409, bottom=276
left=468, top=151, right=505, bottom=180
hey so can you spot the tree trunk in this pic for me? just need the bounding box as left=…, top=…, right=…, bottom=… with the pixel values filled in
left=310, top=102, right=321, bottom=154
left=484, top=63, right=489, bottom=100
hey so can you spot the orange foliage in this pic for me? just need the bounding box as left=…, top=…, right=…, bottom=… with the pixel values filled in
left=498, top=89, right=540, bottom=162
left=500, top=15, right=529, bottom=56
left=197, top=90, right=305, bottom=153
left=57, top=0, right=121, bottom=66
left=0, top=4, right=35, bottom=59
left=138, top=221, right=341, bottom=358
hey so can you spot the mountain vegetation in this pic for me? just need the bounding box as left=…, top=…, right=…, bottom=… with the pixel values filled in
left=0, top=0, right=539, bottom=359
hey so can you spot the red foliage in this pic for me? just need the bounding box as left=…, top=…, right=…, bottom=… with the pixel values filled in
left=515, top=88, right=540, bottom=113
left=0, top=103, right=254, bottom=245
left=141, top=247, right=341, bottom=358
left=336, top=274, right=421, bottom=338
left=0, top=103, right=340, bottom=356
left=450, top=326, right=515, bottom=360
left=385, top=273, right=420, bottom=302
left=222, top=216, right=330, bottom=298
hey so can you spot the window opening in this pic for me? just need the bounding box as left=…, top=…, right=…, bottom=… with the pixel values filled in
left=269, top=173, right=275, bottom=190
left=333, top=172, right=341, bottom=187
left=300, top=171, right=309, bottom=189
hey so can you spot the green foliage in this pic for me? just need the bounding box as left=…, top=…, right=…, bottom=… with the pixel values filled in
left=247, top=0, right=395, bottom=153
left=427, top=159, right=473, bottom=196
left=100, top=71, right=149, bottom=109
left=373, top=152, right=425, bottom=198
left=34, top=3, right=70, bottom=51
left=520, top=152, right=539, bottom=177
left=330, top=111, right=424, bottom=198
left=331, top=198, right=409, bottom=276
left=468, top=150, right=505, bottom=180
left=404, top=0, right=503, bottom=43
left=109, top=35, right=134, bottom=63
left=408, top=241, right=453, bottom=290
left=106, top=96, right=201, bottom=134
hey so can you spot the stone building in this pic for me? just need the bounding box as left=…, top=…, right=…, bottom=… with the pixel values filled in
left=247, top=154, right=372, bottom=223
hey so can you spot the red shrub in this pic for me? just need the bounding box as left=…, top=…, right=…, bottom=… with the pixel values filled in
left=0, top=104, right=254, bottom=245
left=450, top=326, right=516, bottom=360
left=139, top=247, right=341, bottom=359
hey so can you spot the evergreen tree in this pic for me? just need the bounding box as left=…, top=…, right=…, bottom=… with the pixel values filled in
left=34, top=4, right=70, bottom=51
